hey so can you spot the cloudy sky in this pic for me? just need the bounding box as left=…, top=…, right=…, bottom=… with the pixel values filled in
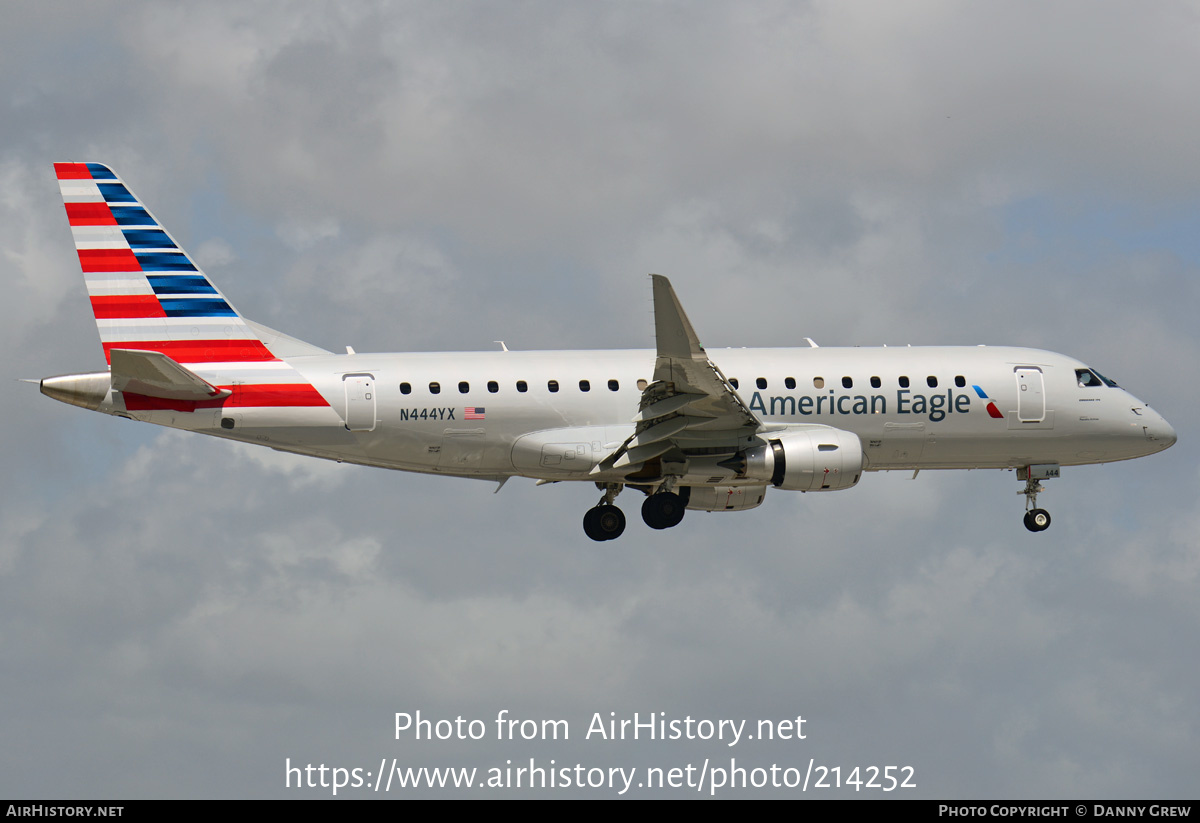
left=2, top=1, right=1197, bottom=798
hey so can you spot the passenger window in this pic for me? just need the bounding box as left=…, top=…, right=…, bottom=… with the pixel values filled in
left=637, top=379, right=648, bottom=391
left=487, top=381, right=499, bottom=393
left=785, top=377, right=796, bottom=389
left=429, top=382, right=441, bottom=394
left=954, top=375, right=966, bottom=388
left=400, top=382, right=412, bottom=395
left=756, top=377, right=767, bottom=390
left=516, top=380, right=528, bottom=393
left=813, top=377, right=824, bottom=389
left=548, top=380, right=559, bottom=393
left=579, top=379, right=590, bottom=392
left=927, top=376, right=938, bottom=388
left=608, top=379, right=619, bottom=391
left=870, top=376, right=881, bottom=389
left=458, top=381, right=469, bottom=393
left=842, top=376, right=853, bottom=389
left=899, top=376, right=909, bottom=388
left=730, top=378, right=739, bottom=389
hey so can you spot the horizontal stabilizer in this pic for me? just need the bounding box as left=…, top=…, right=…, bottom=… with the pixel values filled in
left=109, top=348, right=231, bottom=401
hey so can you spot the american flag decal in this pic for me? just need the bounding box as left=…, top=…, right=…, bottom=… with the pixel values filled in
left=464, top=407, right=485, bottom=420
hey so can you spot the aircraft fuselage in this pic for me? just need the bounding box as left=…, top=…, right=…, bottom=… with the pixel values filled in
left=63, top=344, right=1173, bottom=479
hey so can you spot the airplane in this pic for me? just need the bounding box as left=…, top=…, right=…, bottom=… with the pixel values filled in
left=40, top=162, right=1177, bottom=541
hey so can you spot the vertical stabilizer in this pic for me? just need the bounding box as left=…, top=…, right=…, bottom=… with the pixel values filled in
left=55, top=162, right=276, bottom=365
left=53, top=163, right=335, bottom=424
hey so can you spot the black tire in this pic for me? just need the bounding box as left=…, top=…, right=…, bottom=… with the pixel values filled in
left=583, top=507, right=604, bottom=541
left=642, top=495, right=664, bottom=529
left=1030, top=508, right=1051, bottom=532
left=642, top=492, right=686, bottom=530
left=593, top=504, right=625, bottom=540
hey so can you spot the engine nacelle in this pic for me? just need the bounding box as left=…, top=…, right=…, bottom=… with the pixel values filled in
left=743, top=428, right=864, bottom=491
left=685, top=485, right=768, bottom=512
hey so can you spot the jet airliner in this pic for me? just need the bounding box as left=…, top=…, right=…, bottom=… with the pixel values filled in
left=41, top=163, right=1176, bottom=540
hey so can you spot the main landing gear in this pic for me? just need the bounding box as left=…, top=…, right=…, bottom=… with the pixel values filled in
left=641, top=488, right=687, bottom=530
left=583, top=483, right=626, bottom=541
left=582, top=482, right=690, bottom=540
left=583, top=504, right=626, bottom=541
left=1018, top=465, right=1057, bottom=532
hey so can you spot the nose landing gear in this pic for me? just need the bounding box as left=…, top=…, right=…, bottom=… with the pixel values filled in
left=1023, top=507, right=1051, bottom=532
left=1018, top=464, right=1058, bottom=532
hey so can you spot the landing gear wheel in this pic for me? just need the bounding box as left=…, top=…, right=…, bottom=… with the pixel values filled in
left=584, top=504, right=626, bottom=541
left=1023, top=508, right=1051, bottom=532
left=642, top=492, right=686, bottom=530
left=583, top=507, right=601, bottom=539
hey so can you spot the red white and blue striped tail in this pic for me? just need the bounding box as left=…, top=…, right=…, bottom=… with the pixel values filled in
left=55, top=161, right=278, bottom=366
left=55, top=163, right=334, bottom=419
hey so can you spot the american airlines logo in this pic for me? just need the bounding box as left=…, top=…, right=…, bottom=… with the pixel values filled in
left=971, top=386, right=1005, bottom=419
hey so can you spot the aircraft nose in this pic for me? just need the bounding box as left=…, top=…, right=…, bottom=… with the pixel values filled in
left=1145, top=410, right=1176, bottom=450
left=1157, top=416, right=1177, bottom=449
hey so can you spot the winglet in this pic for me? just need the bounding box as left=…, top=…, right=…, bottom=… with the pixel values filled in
left=651, top=274, right=705, bottom=360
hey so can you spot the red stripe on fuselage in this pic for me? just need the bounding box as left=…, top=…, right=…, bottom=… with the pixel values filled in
left=90, top=295, right=166, bottom=319
left=78, top=249, right=140, bottom=272
left=101, top=340, right=278, bottom=364
left=122, top=383, right=328, bottom=412
left=122, top=394, right=209, bottom=412
left=221, top=384, right=329, bottom=407
left=66, top=203, right=117, bottom=225
left=55, top=163, right=92, bottom=179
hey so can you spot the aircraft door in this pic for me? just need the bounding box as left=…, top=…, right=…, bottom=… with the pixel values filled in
left=1015, top=368, right=1045, bottom=423
left=343, top=374, right=377, bottom=431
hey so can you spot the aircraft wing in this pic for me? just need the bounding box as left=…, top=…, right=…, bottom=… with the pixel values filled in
left=597, top=275, right=762, bottom=473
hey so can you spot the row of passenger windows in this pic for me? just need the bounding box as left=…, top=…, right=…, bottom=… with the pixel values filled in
left=398, top=374, right=970, bottom=395
left=731, top=375, right=969, bottom=390
left=400, top=378, right=645, bottom=395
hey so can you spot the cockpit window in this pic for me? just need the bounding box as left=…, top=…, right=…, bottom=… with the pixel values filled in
left=1077, top=368, right=1119, bottom=388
